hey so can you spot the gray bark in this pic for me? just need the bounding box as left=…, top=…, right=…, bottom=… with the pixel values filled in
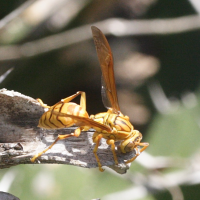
left=0, top=191, right=20, bottom=200
left=0, top=89, right=134, bottom=174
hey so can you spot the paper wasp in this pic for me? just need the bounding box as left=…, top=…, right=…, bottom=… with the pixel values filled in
left=31, top=26, right=149, bottom=172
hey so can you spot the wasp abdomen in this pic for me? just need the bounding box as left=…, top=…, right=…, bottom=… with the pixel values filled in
left=38, top=102, right=89, bottom=129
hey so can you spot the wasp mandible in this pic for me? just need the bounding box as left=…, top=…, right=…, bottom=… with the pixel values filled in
left=31, top=26, right=149, bottom=172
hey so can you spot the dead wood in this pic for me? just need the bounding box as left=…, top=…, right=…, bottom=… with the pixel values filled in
left=0, top=191, right=20, bottom=200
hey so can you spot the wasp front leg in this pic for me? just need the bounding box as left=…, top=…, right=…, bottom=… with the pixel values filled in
left=31, top=127, right=83, bottom=162
left=125, top=142, right=149, bottom=164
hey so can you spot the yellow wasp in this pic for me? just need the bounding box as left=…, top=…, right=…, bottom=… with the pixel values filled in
left=31, top=26, right=149, bottom=172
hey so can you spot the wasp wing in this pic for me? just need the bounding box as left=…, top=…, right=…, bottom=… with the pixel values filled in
left=91, top=26, right=120, bottom=113
left=52, top=111, right=112, bottom=132
left=101, top=75, right=112, bottom=109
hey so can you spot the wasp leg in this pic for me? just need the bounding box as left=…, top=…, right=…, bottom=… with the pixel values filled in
left=48, top=91, right=86, bottom=109
left=93, top=133, right=104, bottom=172
left=37, top=98, right=51, bottom=108
left=106, top=139, right=118, bottom=165
left=61, top=91, right=85, bottom=104
left=31, top=127, right=82, bottom=162
left=62, top=91, right=86, bottom=111
left=60, top=91, right=86, bottom=115
left=125, top=142, right=149, bottom=164
left=37, top=91, right=85, bottom=109
left=79, top=92, right=86, bottom=111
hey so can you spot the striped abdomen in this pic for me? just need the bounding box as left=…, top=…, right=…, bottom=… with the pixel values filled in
left=38, top=102, right=89, bottom=129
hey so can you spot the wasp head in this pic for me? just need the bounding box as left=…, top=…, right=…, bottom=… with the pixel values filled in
left=119, top=130, right=142, bottom=153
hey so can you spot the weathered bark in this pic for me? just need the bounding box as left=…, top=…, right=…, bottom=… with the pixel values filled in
left=0, top=191, right=20, bottom=200
left=0, top=89, right=134, bottom=174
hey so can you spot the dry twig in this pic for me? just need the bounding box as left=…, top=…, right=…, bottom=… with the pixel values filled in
left=0, top=89, right=133, bottom=174
left=0, top=15, right=200, bottom=61
left=0, top=191, right=19, bottom=200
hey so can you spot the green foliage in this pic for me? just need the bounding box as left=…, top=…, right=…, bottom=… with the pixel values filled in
left=2, top=165, right=131, bottom=200
left=147, top=99, right=200, bottom=157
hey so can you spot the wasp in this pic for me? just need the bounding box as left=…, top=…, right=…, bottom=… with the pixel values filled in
left=31, top=26, right=149, bottom=172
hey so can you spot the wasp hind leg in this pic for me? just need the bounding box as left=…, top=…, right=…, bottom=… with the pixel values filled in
left=37, top=98, right=51, bottom=108
left=30, top=127, right=82, bottom=163
left=79, top=91, right=86, bottom=111
left=61, top=91, right=86, bottom=111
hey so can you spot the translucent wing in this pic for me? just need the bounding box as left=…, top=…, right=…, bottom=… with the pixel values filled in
left=52, top=111, right=112, bottom=132
left=101, top=76, right=111, bottom=109
left=91, top=26, right=120, bottom=113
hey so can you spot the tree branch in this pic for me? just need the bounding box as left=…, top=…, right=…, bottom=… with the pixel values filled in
left=0, top=192, right=19, bottom=200
left=0, top=15, right=200, bottom=61
left=0, top=89, right=133, bottom=174
left=0, top=0, right=36, bottom=30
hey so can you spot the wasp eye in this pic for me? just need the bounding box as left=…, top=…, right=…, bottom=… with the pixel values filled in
left=124, top=141, right=135, bottom=153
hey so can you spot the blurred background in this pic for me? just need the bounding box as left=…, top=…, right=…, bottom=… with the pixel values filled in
left=1, top=0, right=200, bottom=199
